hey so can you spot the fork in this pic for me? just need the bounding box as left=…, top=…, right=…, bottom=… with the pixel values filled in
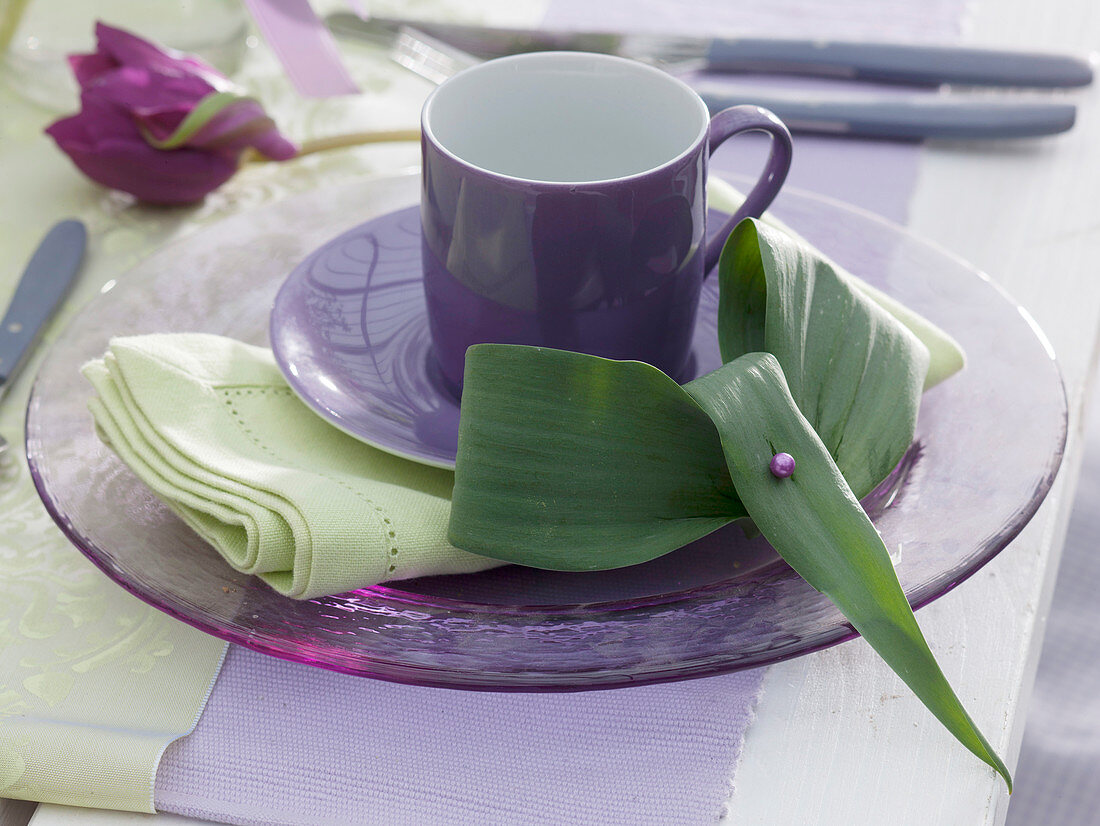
left=332, top=12, right=1095, bottom=88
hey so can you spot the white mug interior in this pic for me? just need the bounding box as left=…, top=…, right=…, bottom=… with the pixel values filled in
left=422, top=51, right=711, bottom=184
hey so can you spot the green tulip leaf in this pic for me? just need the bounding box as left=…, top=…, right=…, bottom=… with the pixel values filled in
left=449, top=344, right=745, bottom=570
left=447, top=217, right=1006, bottom=788
left=685, top=353, right=1011, bottom=791
left=140, top=92, right=244, bottom=150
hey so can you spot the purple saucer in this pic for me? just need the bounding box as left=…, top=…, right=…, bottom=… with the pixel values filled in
left=269, top=206, right=734, bottom=469
left=270, top=206, right=457, bottom=468
left=25, top=172, right=1067, bottom=690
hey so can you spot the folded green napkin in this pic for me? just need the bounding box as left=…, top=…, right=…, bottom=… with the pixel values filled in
left=83, top=334, right=502, bottom=599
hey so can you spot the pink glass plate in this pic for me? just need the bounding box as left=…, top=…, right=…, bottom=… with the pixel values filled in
left=25, top=171, right=1066, bottom=691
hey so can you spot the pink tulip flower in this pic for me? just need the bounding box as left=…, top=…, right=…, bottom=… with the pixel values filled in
left=45, top=23, right=298, bottom=204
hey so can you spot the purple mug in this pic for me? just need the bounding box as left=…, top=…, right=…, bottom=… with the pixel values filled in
left=420, top=51, right=792, bottom=395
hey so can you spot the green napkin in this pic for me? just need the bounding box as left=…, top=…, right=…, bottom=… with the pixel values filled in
left=83, top=334, right=501, bottom=599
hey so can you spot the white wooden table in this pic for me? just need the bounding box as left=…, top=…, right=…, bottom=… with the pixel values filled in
left=723, top=1, right=1100, bottom=822
left=4, top=0, right=1100, bottom=824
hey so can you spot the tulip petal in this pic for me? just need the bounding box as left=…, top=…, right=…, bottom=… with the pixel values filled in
left=46, top=99, right=236, bottom=204
left=90, top=66, right=214, bottom=113
left=69, top=51, right=117, bottom=88
left=93, top=22, right=228, bottom=89
left=189, top=98, right=298, bottom=159
left=242, top=129, right=299, bottom=161
left=61, top=137, right=236, bottom=204
left=47, top=23, right=296, bottom=202
left=47, top=94, right=136, bottom=145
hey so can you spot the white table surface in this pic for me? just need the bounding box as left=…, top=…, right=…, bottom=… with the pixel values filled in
left=722, top=0, right=1100, bottom=823
left=4, top=0, right=1100, bottom=824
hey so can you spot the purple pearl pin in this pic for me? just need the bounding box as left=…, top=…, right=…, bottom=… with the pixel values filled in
left=770, top=452, right=796, bottom=478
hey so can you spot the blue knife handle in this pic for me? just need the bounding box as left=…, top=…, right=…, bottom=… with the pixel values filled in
left=699, top=93, right=1077, bottom=140
left=706, top=39, right=1095, bottom=88
left=0, top=219, right=86, bottom=387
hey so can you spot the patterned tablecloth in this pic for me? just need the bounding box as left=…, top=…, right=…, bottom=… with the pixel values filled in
left=5, top=0, right=1100, bottom=823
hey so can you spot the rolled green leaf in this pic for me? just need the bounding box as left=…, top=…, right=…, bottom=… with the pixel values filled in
left=449, top=344, right=744, bottom=570
left=450, top=345, right=1009, bottom=788
left=717, top=218, right=931, bottom=498
left=447, top=218, right=1007, bottom=788
left=707, top=178, right=964, bottom=391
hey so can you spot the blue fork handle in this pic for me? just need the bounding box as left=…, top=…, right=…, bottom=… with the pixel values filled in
left=706, top=39, right=1095, bottom=88
left=699, top=92, right=1077, bottom=140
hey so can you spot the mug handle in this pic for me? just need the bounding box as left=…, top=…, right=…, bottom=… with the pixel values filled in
left=703, top=105, right=794, bottom=273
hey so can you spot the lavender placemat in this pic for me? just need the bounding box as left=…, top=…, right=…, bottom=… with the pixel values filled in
left=157, top=647, right=763, bottom=826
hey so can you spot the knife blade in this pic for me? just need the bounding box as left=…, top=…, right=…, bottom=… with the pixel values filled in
left=0, top=219, right=87, bottom=403
left=327, top=12, right=1095, bottom=89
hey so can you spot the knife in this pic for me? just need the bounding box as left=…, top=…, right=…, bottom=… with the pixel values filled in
left=327, top=12, right=1095, bottom=89
left=0, top=220, right=87, bottom=404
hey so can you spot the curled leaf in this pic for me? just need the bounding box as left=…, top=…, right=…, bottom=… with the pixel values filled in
left=448, top=217, right=1006, bottom=787
left=450, top=345, right=744, bottom=570
left=717, top=218, right=931, bottom=497
left=686, top=353, right=1011, bottom=791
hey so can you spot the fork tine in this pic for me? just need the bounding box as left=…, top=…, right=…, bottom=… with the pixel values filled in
left=390, top=25, right=481, bottom=85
